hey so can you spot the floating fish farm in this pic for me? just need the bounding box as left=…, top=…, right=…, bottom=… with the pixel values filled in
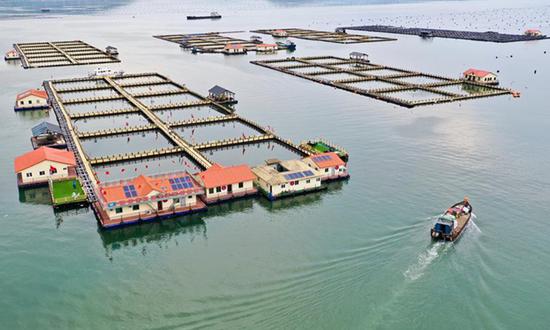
left=338, top=25, right=549, bottom=43
left=250, top=28, right=396, bottom=44
left=250, top=56, right=512, bottom=108
left=13, top=40, right=120, bottom=69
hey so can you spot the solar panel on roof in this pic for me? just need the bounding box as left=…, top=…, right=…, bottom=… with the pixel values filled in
left=303, top=170, right=314, bottom=176
left=283, top=174, right=293, bottom=180
left=123, top=184, right=137, bottom=198
left=295, top=172, right=304, bottom=178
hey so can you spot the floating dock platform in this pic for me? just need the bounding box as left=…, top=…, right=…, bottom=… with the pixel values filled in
left=44, top=72, right=316, bottom=228
left=14, top=40, right=120, bottom=69
left=251, top=56, right=512, bottom=108
left=154, top=32, right=289, bottom=53
left=250, top=28, right=396, bottom=44
left=338, top=25, right=549, bottom=43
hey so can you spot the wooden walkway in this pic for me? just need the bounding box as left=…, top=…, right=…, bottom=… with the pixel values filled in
left=251, top=28, right=396, bottom=44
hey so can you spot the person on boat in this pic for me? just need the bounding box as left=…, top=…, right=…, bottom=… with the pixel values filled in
left=462, top=197, right=471, bottom=214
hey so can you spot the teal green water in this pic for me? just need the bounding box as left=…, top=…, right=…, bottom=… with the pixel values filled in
left=1, top=0, right=550, bottom=328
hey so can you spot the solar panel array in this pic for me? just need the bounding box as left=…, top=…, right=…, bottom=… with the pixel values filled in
left=283, top=170, right=315, bottom=181
left=312, top=155, right=331, bottom=162
left=169, top=176, right=194, bottom=190
left=123, top=185, right=137, bottom=198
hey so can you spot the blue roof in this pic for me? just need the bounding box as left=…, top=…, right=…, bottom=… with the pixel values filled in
left=31, top=122, right=62, bottom=136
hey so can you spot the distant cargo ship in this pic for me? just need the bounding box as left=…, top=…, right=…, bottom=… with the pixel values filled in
left=187, top=12, right=221, bottom=20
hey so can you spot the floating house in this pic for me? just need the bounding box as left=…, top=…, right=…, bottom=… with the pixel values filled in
left=463, top=68, right=499, bottom=85
left=14, top=89, right=49, bottom=111
left=4, top=49, right=19, bottom=60
left=194, top=164, right=257, bottom=204
left=14, top=147, right=76, bottom=187
left=524, top=29, right=543, bottom=37
left=208, top=85, right=235, bottom=102
left=349, top=52, right=369, bottom=63
left=256, top=44, right=278, bottom=52
left=303, top=152, right=349, bottom=181
left=31, top=121, right=67, bottom=149
left=252, top=159, right=324, bottom=200
left=272, top=29, right=289, bottom=38
left=96, top=172, right=206, bottom=227
left=105, top=46, right=119, bottom=56
left=222, top=43, right=247, bottom=55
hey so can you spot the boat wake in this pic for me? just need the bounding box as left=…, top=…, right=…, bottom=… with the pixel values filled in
left=403, top=241, right=452, bottom=281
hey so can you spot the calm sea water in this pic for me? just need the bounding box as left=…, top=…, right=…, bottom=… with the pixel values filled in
left=1, top=0, right=550, bottom=329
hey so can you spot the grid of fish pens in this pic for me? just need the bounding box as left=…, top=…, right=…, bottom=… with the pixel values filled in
left=251, top=56, right=512, bottom=108
left=153, top=33, right=284, bottom=53
left=44, top=72, right=312, bottom=201
left=14, top=40, right=120, bottom=69
left=250, top=28, right=396, bottom=44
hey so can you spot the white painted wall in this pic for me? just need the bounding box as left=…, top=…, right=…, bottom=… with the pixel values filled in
left=16, top=95, right=47, bottom=108
left=18, top=161, right=71, bottom=184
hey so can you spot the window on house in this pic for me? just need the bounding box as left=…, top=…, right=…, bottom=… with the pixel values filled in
left=20, top=101, right=24, bottom=105
left=188, top=195, right=193, bottom=199
left=174, top=198, right=180, bottom=204
left=325, top=168, right=329, bottom=173
left=238, top=182, right=244, bottom=188
left=50, top=168, right=57, bottom=174
left=39, top=171, right=45, bottom=176
left=115, top=207, right=123, bottom=214
left=216, top=187, right=221, bottom=193
left=306, top=179, right=310, bottom=183
left=26, top=172, right=32, bottom=177
left=132, top=205, right=140, bottom=211
left=294, top=180, right=299, bottom=185
left=281, top=184, right=286, bottom=189
left=209, top=188, right=214, bottom=194
left=28, top=100, right=32, bottom=104
left=316, top=178, right=321, bottom=182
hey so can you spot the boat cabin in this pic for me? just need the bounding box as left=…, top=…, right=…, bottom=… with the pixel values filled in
left=14, top=147, right=76, bottom=187
left=303, top=152, right=348, bottom=181
left=222, top=43, right=247, bottom=55
left=208, top=85, right=235, bottom=102
left=252, top=159, right=323, bottom=200
left=256, top=44, right=278, bottom=52
left=97, top=172, right=205, bottom=227
left=335, top=27, right=346, bottom=33
left=194, top=164, right=257, bottom=204
left=419, top=30, right=434, bottom=38
left=524, top=29, right=543, bottom=37
left=433, top=214, right=457, bottom=236
left=14, top=89, right=49, bottom=111
left=4, top=49, right=20, bottom=60
left=463, top=68, right=498, bottom=85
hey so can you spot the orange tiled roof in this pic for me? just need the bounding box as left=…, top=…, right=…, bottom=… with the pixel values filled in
left=16, top=89, right=48, bottom=101
left=463, top=68, right=493, bottom=78
left=198, top=163, right=256, bottom=188
left=14, top=147, right=75, bottom=172
left=100, top=173, right=201, bottom=204
left=307, top=152, right=345, bottom=168
left=257, top=44, right=277, bottom=47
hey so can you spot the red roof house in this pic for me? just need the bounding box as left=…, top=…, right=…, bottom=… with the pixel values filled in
left=195, top=164, right=257, bottom=203
left=14, top=147, right=75, bottom=173
left=14, top=147, right=76, bottom=186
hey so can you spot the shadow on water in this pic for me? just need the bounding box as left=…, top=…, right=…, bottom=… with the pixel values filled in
left=14, top=109, right=50, bottom=121
left=18, top=186, right=51, bottom=205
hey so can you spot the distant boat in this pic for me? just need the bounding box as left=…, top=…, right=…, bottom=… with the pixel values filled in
left=276, top=40, right=296, bottom=51
left=431, top=199, right=473, bottom=241
left=40, top=8, right=51, bottom=13
left=105, top=46, right=119, bottom=56
left=89, top=67, right=123, bottom=78
left=187, top=11, right=221, bottom=20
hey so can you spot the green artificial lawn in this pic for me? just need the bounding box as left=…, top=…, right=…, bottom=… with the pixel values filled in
left=51, top=179, right=87, bottom=205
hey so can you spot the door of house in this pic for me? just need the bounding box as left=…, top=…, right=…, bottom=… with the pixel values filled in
left=227, top=184, right=232, bottom=193
left=157, top=201, right=163, bottom=211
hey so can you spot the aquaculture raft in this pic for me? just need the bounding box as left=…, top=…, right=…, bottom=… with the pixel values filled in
left=44, top=72, right=314, bottom=226
left=154, top=32, right=290, bottom=54
left=14, top=40, right=120, bottom=69
left=251, top=56, right=512, bottom=108
left=339, top=25, right=549, bottom=43
left=251, top=28, right=396, bottom=44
